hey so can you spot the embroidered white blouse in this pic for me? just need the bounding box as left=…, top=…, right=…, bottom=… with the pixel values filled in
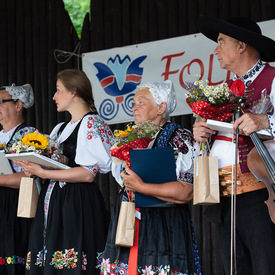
left=49, top=114, right=113, bottom=176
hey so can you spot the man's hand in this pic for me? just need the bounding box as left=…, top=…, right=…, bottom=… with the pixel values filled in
left=233, top=113, right=269, bottom=136
left=193, top=120, right=217, bottom=142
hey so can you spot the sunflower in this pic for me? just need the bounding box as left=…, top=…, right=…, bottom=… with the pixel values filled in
left=0, top=143, right=6, bottom=149
left=114, top=130, right=129, bottom=139
left=21, top=132, right=49, bottom=150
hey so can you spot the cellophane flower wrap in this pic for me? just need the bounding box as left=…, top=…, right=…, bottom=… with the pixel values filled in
left=184, top=76, right=245, bottom=122
left=111, top=121, right=161, bottom=166
left=111, top=121, right=160, bottom=191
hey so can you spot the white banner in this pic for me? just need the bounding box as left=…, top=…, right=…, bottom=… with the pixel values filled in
left=83, top=19, right=275, bottom=124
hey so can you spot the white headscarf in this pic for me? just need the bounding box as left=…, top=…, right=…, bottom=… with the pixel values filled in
left=137, top=80, right=177, bottom=115
left=3, top=83, right=34, bottom=108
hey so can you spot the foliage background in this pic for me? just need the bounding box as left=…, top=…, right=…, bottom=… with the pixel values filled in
left=63, top=0, right=90, bottom=38
left=2, top=1, right=275, bottom=274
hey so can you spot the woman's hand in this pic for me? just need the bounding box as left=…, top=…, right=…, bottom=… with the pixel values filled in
left=193, top=120, right=216, bottom=143
left=120, top=168, right=144, bottom=193
left=13, top=160, right=43, bottom=178
left=14, top=160, right=94, bottom=183
left=120, top=168, right=193, bottom=203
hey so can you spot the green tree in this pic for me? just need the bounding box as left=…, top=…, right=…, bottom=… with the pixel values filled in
left=63, top=0, right=90, bottom=38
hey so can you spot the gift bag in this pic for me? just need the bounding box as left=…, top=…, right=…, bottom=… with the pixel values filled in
left=115, top=200, right=136, bottom=247
left=17, top=177, right=39, bottom=218
left=193, top=154, right=220, bottom=205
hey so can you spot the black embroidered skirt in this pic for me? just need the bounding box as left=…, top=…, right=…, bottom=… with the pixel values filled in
left=26, top=181, right=108, bottom=274
left=0, top=186, right=32, bottom=275
left=100, top=191, right=201, bottom=275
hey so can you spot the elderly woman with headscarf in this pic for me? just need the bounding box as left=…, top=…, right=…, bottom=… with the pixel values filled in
left=99, top=80, right=201, bottom=275
left=0, top=84, right=35, bottom=275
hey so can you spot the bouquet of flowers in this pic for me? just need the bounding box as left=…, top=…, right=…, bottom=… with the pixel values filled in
left=4, top=131, right=61, bottom=219
left=0, top=143, right=6, bottom=150
left=111, top=120, right=161, bottom=166
left=184, top=75, right=245, bottom=121
left=5, top=132, right=58, bottom=157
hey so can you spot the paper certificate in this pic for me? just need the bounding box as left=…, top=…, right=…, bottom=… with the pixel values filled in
left=0, top=150, right=13, bottom=175
left=6, top=152, right=70, bottom=170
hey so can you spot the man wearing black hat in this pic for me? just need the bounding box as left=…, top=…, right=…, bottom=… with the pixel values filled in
left=193, top=16, right=275, bottom=275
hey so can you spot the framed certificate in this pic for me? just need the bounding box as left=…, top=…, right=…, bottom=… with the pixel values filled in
left=6, top=152, right=70, bottom=170
left=206, top=119, right=233, bottom=133
left=0, top=150, right=13, bottom=175
left=206, top=118, right=271, bottom=138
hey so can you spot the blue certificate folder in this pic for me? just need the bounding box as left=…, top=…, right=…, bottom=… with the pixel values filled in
left=129, top=147, right=177, bottom=207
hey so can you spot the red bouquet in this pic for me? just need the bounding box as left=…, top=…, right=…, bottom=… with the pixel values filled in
left=185, top=77, right=245, bottom=122
left=111, top=138, right=153, bottom=164
left=110, top=121, right=161, bottom=165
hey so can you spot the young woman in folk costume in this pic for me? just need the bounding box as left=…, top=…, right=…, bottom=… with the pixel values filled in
left=15, top=69, right=113, bottom=274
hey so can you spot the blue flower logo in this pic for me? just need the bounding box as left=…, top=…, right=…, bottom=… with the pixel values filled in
left=94, top=54, right=147, bottom=120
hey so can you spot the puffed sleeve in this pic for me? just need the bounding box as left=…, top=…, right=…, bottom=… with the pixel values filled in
left=75, top=115, right=113, bottom=175
left=170, top=128, right=198, bottom=184
left=111, top=135, right=155, bottom=187
left=111, top=156, right=125, bottom=187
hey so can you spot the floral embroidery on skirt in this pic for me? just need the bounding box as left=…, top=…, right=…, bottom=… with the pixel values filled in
left=26, top=248, right=88, bottom=271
